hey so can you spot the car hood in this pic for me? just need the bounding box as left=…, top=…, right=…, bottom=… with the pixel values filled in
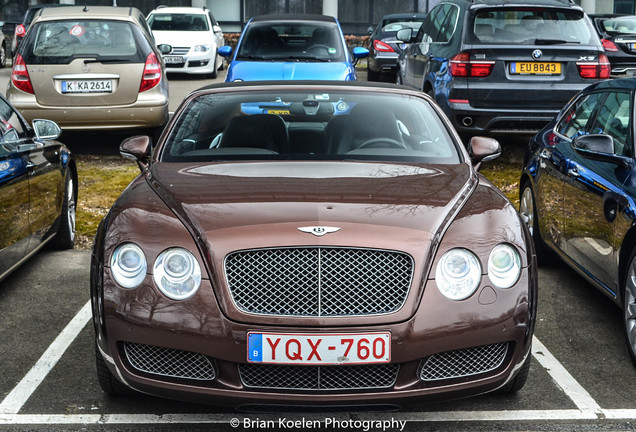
left=226, top=60, right=355, bottom=81
left=149, top=160, right=474, bottom=252
left=153, top=30, right=213, bottom=47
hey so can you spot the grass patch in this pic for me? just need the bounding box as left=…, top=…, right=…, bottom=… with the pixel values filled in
left=75, top=155, right=139, bottom=249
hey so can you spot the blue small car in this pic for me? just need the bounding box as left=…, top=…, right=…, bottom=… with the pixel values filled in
left=219, top=14, right=368, bottom=82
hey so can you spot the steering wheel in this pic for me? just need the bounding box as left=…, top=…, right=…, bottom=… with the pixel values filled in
left=307, top=44, right=331, bottom=56
left=356, top=137, right=408, bottom=150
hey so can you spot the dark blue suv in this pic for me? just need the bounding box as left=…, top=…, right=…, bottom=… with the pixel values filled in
left=396, top=0, right=610, bottom=137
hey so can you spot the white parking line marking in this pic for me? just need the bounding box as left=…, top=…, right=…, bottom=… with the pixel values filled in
left=0, top=301, right=92, bottom=415
left=0, top=302, right=624, bottom=425
left=531, top=336, right=602, bottom=415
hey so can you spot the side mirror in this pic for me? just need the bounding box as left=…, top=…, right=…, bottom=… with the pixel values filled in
left=396, top=28, right=413, bottom=43
left=367, top=26, right=375, bottom=35
left=157, top=44, right=172, bottom=55
left=120, top=135, right=151, bottom=170
left=468, top=136, right=501, bottom=169
left=32, top=119, right=61, bottom=140
left=351, top=46, right=369, bottom=66
left=572, top=134, right=631, bottom=168
left=218, top=45, right=232, bottom=58
left=212, top=25, right=222, bottom=33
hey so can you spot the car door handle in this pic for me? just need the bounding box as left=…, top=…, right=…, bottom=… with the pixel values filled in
left=567, top=167, right=580, bottom=177
left=25, top=161, right=36, bottom=169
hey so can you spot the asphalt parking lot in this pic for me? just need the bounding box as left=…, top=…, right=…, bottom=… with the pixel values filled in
left=1, top=67, right=636, bottom=432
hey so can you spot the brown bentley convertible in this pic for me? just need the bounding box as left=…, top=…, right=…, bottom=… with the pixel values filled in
left=90, top=81, right=537, bottom=409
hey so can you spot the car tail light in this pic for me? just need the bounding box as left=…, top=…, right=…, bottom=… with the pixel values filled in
left=600, top=38, right=619, bottom=52
left=576, top=53, right=610, bottom=79
left=11, top=54, right=33, bottom=94
left=139, top=52, right=161, bottom=92
left=449, top=51, right=494, bottom=77
left=546, top=130, right=558, bottom=147
left=15, top=24, right=26, bottom=38
left=373, top=39, right=395, bottom=53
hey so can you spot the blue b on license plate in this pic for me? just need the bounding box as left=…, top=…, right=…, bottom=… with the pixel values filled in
left=247, top=332, right=391, bottom=365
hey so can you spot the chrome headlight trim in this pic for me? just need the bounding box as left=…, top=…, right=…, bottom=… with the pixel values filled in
left=153, top=248, right=202, bottom=300
left=110, top=243, right=147, bottom=289
left=488, top=243, right=521, bottom=289
left=435, top=248, right=482, bottom=300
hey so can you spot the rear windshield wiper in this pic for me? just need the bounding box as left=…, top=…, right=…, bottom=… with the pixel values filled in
left=534, top=39, right=580, bottom=45
left=83, top=58, right=130, bottom=64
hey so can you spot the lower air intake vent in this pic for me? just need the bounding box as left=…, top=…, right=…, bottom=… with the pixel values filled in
left=124, top=342, right=216, bottom=381
left=420, top=342, right=509, bottom=381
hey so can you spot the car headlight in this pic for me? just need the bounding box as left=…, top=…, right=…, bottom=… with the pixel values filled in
left=153, top=248, right=202, bottom=300
left=111, top=243, right=147, bottom=289
left=435, top=248, right=481, bottom=300
left=192, top=44, right=210, bottom=52
left=488, top=244, right=521, bottom=289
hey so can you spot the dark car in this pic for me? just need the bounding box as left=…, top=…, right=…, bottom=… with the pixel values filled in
left=589, top=14, right=636, bottom=76
left=218, top=14, right=369, bottom=82
left=367, top=13, right=427, bottom=82
left=0, top=23, right=7, bottom=68
left=519, top=78, right=636, bottom=365
left=91, top=81, right=537, bottom=408
left=0, top=93, right=76, bottom=282
left=10, top=4, right=72, bottom=57
left=396, top=0, right=609, bottom=138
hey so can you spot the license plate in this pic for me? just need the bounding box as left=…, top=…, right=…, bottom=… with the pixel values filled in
left=61, top=80, right=112, bottom=93
left=164, top=55, right=184, bottom=64
left=510, top=62, right=561, bottom=75
left=247, top=332, right=391, bottom=365
left=266, top=109, right=290, bottom=115
left=630, top=43, right=636, bottom=51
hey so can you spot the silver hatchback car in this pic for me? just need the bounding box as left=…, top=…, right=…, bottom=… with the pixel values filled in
left=6, top=6, right=169, bottom=136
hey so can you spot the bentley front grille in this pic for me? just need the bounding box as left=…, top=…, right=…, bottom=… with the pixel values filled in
left=225, top=247, right=413, bottom=316
left=124, top=342, right=216, bottom=381
left=239, top=363, right=400, bottom=390
left=419, top=342, right=509, bottom=381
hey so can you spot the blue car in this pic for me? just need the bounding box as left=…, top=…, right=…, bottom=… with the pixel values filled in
left=219, top=14, right=368, bottom=82
left=519, top=78, right=636, bottom=365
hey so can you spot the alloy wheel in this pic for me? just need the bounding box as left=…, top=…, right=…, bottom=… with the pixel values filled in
left=519, top=186, right=534, bottom=236
left=624, top=254, right=636, bottom=363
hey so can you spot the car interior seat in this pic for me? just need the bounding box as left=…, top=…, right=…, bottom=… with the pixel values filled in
left=333, top=104, right=404, bottom=154
left=219, top=114, right=289, bottom=153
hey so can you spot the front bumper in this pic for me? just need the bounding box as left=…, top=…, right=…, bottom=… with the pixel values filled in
left=94, top=268, right=534, bottom=407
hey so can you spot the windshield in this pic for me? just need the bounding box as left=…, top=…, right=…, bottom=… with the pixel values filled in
left=25, top=20, right=147, bottom=63
left=236, top=22, right=346, bottom=62
left=160, top=89, right=460, bottom=165
left=467, top=8, right=595, bottom=44
left=601, top=16, right=636, bottom=35
left=147, top=13, right=209, bottom=31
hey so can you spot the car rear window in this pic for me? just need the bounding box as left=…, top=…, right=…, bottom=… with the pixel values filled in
left=236, top=22, right=346, bottom=62
left=467, top=8, right=597, bottom=45
left=600, top=16, right=636, bottom=35
left=381, top=19, right=425, bottom=33
left=160, top=89, right=460, bottom=165
left=23, top=20, right=148, bottom=64
left=147, top=13, right=209, bottom=31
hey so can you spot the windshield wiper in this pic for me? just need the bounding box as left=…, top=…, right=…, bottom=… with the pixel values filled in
left=534, top=39, right=579, bottom=45
left=267, top=55, right=330, bottom=62
left=235, top=55, right=268, bottom=61
left=83, top=58, right=129, bottom=64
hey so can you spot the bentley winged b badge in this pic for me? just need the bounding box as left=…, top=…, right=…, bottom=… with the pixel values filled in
left=298, top=226, right=341, bottom=236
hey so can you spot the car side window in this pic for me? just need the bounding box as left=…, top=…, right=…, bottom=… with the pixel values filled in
left=556, top=92, right=605, bottom=139
left=0, top=98, right=26, bottom=145
left=588, top=91, right=633, bottom=157
left=416, top=5, right=440, bottom=42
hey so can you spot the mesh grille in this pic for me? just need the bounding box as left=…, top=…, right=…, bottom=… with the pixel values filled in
left=420, top=343, right=509, bottom=381
left=124, top=343, right=216, bottom=381
left=239, top=363, right=399, bottom=390
left=225, top=247, right=413, bottom=316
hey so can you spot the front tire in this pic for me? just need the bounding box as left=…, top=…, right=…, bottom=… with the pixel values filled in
left=95, top=342, right=134, bottom=395
left=623, top=249, right=636, bottom=366
left=51, top=172, right=76, bottom=250
left=519, top=181, right=552, bottom=265
left=497, top=350, right=531, bottom=394
left=209, top=53, right=218, bottom=79
left=0, top=43, right=6, bottom=69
